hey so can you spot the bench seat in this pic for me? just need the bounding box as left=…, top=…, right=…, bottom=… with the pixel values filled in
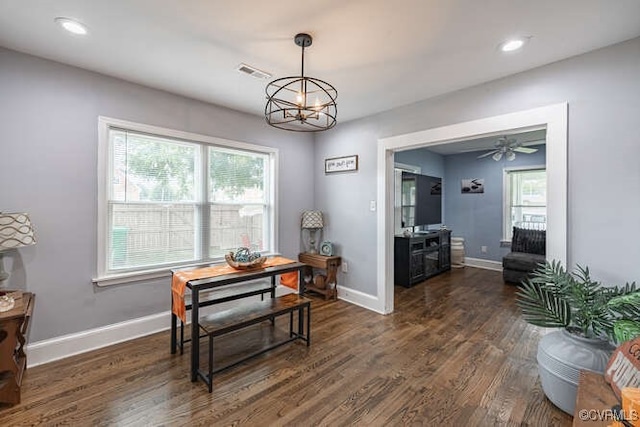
left=197, top=293, right=311, bottom=392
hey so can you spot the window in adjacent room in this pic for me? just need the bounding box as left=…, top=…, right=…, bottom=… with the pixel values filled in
left=503, top=167, right=547, bottom=241
left=96, top=117, right=276, bottom=283
left=394, top=162, right=420, bottom=235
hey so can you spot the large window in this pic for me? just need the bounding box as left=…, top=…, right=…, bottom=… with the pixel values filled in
left=504, top=167, right=547, bottom=240
left=96, top=118, right=276, bottom=283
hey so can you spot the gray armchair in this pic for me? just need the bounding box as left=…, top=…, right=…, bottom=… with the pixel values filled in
left=502, top=227, right=546, bottom=284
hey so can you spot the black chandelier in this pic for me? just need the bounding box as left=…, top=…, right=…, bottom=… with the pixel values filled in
left=265, top=33, right=338, bottom=132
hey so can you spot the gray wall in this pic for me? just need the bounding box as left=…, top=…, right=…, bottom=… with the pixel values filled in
left=315, top=37, right=640, bottom=296
left=444, top=145, right=547, bottom=262
left=394, top=148, right=445, bottom=179
left=0, top=47, right=314, bottom=341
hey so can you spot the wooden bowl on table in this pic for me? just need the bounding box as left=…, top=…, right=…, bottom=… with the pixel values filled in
left=224, top=252, right=267, bottom=270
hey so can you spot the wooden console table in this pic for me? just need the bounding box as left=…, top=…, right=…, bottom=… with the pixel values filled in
left=0, top=291, right=35, bottom=405
left=298, top=253, right=341, bottom=300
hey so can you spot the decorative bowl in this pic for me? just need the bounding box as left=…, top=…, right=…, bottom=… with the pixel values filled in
left=224, top=248, right=266, bottom=270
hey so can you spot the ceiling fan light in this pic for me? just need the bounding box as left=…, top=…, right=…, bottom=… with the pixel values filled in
left=506, top=151, right=516, bottom=161
left=492, top=152, right=503, bottom=161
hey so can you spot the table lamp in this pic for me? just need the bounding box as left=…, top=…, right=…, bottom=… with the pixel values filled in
left=0, top=212, right=36, bottom=296
left=301, top=211, right=323, bottom=254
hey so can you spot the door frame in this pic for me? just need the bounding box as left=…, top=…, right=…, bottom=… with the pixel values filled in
left=376, top=103, right=568, bottom=314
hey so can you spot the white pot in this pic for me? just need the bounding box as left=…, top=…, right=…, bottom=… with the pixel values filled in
left=537, top=329, right=614, bottom=414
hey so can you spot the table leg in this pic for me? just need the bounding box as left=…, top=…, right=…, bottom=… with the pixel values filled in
left=271, top=275, right=276, bottom=299
left=170, top=291, right=177, bottom=354
left=300, top=265, right=308, bottom=295
left=191, top=290, right=199, bottom=382
left=326, top=261, right=339, bottom=300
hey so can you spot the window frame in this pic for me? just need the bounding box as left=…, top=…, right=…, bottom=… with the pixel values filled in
left=95, top=116, right=278, bottom=286
left=502, top=165, right=546, bottom=243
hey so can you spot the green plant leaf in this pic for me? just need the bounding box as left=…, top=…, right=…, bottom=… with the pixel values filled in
left=613, top=319, right=640, bottom=344
left=516, top=279, right=570, bottom=328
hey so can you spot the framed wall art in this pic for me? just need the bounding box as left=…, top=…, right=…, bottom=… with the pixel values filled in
left=461, top=178, right=484, bottom=194
left=325, top=155, right=358, bottom=173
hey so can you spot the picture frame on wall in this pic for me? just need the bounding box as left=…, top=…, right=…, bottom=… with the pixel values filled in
left=461, top=178, right=484, bottom=193
left=325, top=155, right=358, bottom=173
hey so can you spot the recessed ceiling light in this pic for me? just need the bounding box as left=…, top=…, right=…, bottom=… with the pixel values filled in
left=500, top=39, right=524, bottom=52
left=55, top=17, right=88, bottom=35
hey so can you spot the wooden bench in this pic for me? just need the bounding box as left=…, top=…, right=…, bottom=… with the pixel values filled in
left=175, top=279, right=275, bottom=354
left=197, top=293, right=311, bottom=392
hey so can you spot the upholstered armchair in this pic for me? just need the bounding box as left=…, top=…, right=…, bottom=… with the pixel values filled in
left=502, top=227, right=546, bottom=284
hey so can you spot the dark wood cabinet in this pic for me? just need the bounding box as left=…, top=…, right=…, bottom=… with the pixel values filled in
left=394, top=230, right=451, bottom=287
left=0, top=291, right=35, bottom=405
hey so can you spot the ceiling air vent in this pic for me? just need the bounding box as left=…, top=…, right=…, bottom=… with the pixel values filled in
left=236, top=63, right=272, bottom=80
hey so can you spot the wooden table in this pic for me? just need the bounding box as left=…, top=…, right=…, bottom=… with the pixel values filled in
left=0, top=291, right=35, bottom=405
left=170, top=262, right=306, bottom=382
left=572, top=370, right=619, bottom=426
left=298, top=253, right=341, bottom=300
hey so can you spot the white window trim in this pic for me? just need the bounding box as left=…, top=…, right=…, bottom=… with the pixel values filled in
left=501, top=164, right=546, bottom=243
left=94, top=116, right=279, bottom=286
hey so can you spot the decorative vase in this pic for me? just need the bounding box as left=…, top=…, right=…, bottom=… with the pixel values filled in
left=537, top=329, right=614, bottom=414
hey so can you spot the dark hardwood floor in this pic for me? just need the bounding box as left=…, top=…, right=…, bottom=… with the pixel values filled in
left=0, top=267, right=572, bottom=426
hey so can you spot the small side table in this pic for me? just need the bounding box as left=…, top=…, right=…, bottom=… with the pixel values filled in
left=298, top=253, right=341, bottom=300
left=0, top=291, right=35, bottom=405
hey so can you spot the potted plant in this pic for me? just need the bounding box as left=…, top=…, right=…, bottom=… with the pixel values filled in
left=516, top=260, right=640, bottom=414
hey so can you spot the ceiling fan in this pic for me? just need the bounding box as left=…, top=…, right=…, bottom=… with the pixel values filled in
left=477, top=136, right=538, bottom=161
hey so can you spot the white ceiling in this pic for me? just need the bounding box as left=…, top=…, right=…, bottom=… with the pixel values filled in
left=1, top=1, right=639, bottom=123
left=426, top=129, right=546, bottom=156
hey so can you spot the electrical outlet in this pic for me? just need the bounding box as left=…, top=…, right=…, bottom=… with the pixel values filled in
left=481, top=246, right=488, bottom=253
left=342, top=261, right=348, bottom=273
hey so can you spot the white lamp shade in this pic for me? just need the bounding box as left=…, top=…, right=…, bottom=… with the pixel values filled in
left=301, top=211, right=324, bottom=229
left=0, top=212, right=36, bottom=250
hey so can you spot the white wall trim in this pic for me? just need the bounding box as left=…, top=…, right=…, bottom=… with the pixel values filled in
left=377, top=103, right=568, bottom=314
left=337, top=286, right=384, bottom=314
left=27, top=311, right=170, bottom=367
left=463, top=257, right=503, bottom=272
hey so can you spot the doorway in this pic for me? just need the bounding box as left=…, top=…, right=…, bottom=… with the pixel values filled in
left=376, top=103, right=568, bottom=314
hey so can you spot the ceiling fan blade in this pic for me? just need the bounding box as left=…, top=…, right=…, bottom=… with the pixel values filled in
left=477, top=150, right=497, bottom=159
left=513, top=147, right=538, bottom=154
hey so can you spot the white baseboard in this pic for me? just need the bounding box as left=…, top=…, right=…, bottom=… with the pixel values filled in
left=24, top=285, right=330, bottom=368
left=26, top=311, right=171, bottom=368
left=463, top=257, right=503, bottom=272
left=337, top=286, right=385, bottom=314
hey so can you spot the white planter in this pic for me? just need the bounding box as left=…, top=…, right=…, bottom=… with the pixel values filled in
left=537, top=329, right=614, bottom=414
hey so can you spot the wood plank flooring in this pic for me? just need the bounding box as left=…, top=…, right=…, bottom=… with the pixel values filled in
left=0, top=267, right=573, bottom=426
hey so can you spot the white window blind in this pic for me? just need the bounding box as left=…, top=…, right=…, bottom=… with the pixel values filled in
left=97, top=118, right=275, bottom=281
left=504, top=168, right=547, bottom=240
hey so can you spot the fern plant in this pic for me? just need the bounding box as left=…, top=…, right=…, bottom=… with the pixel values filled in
left=516, top=260, right=640, bottom=344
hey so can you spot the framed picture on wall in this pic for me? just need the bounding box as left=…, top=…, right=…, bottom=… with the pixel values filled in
left=461, top=178, right=484, bottom=193
left=325, top=155, right=358, bottom=173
